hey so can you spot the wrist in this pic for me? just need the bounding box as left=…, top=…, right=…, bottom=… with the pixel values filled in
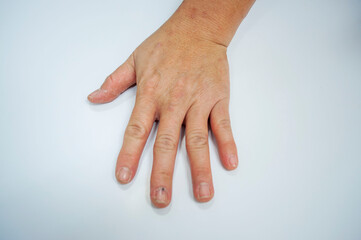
left=165, top=0, right=255, bottom=47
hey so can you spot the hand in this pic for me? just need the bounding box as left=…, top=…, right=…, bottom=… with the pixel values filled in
left=88, top=10, right=238, bottom=208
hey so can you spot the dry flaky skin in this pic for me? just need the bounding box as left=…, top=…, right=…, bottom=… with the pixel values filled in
left=88, top=0, right=255, bottom=208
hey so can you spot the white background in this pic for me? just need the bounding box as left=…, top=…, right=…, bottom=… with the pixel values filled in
left=1, top=0, right=360, bottom=239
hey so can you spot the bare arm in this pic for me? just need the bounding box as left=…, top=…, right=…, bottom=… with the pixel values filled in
left=170, top=0, right=255, bottom=46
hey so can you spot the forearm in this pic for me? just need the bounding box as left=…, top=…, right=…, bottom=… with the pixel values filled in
left=167, top=0, right=256, bottom=47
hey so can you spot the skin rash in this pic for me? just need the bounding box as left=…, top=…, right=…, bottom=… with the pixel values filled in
left=88, top=0, right=256, bottom=208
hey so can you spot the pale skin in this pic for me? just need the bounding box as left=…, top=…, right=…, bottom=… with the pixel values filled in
left=88, top=0, right=255, bottom=208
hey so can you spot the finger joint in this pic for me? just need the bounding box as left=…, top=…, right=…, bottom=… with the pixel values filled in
left=215, top=118, right=231, bottom=131
left=125, top=122, right=149, bottom=140
left=154, top=133, right=178, bottom=152
left=186, top=130, right=208, bottom=151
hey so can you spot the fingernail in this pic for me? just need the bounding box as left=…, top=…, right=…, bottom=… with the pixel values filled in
left=153, top=187, right=168, bottom=204
left=229, top=155, right=238, bottom=168
left=117, top=167, right=132, bottom=183
left=88, top=89, right=100, bottom=100
left=88, top=89, right=108, bottom=100
left=198, top=182, right=211, bottom=199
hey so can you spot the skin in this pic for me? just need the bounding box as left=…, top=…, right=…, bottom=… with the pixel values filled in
left=88, top=0, right=255, bottom=208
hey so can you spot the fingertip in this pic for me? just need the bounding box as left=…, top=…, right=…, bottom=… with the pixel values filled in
left=87, top=89, right=97, bottom=102
left=195, top=182, right=214, bottom=203
left=87, top=88, right=117, bottom=104
left=151, top=186, right=171, bottom=208
left=223, top=153, right=238, bottom=171
left=151, top=201, right=171, bottom=209
left=217, top=140, right=239, bottom=170
left=115, top=166, right=133, bottom=184
left=87, top=89, right=102, bottom=103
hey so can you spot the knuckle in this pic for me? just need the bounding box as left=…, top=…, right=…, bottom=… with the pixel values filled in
left=139, top=86, right=155, bottom=97
left=125, top=122, right=148, bottom=139
left=194, top=166, right=211, bottom=178
left=102, top=74, right=118, bottom=96
left=117, top=151, right=137, bottom=164
left=215, top=118, right=231, bottom=130
left=154, top=133, right=178, bottom=152
left=143, top=76, right=158, bottom=90
left=138, top=72, right=160, bottom=96
left=155, top=170, right=172, bottom=180
left=186, top=130, right=208, bottom=150
left=164, top=79, right=189, bottom=112
left=106, top=74, right=116, bottom=84
left=170, top=80, right=186, bottom=99
left=136, top=94, right=156, bottom=107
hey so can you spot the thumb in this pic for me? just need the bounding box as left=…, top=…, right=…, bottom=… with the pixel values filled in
left=88, top=53, right=136, bottom=104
